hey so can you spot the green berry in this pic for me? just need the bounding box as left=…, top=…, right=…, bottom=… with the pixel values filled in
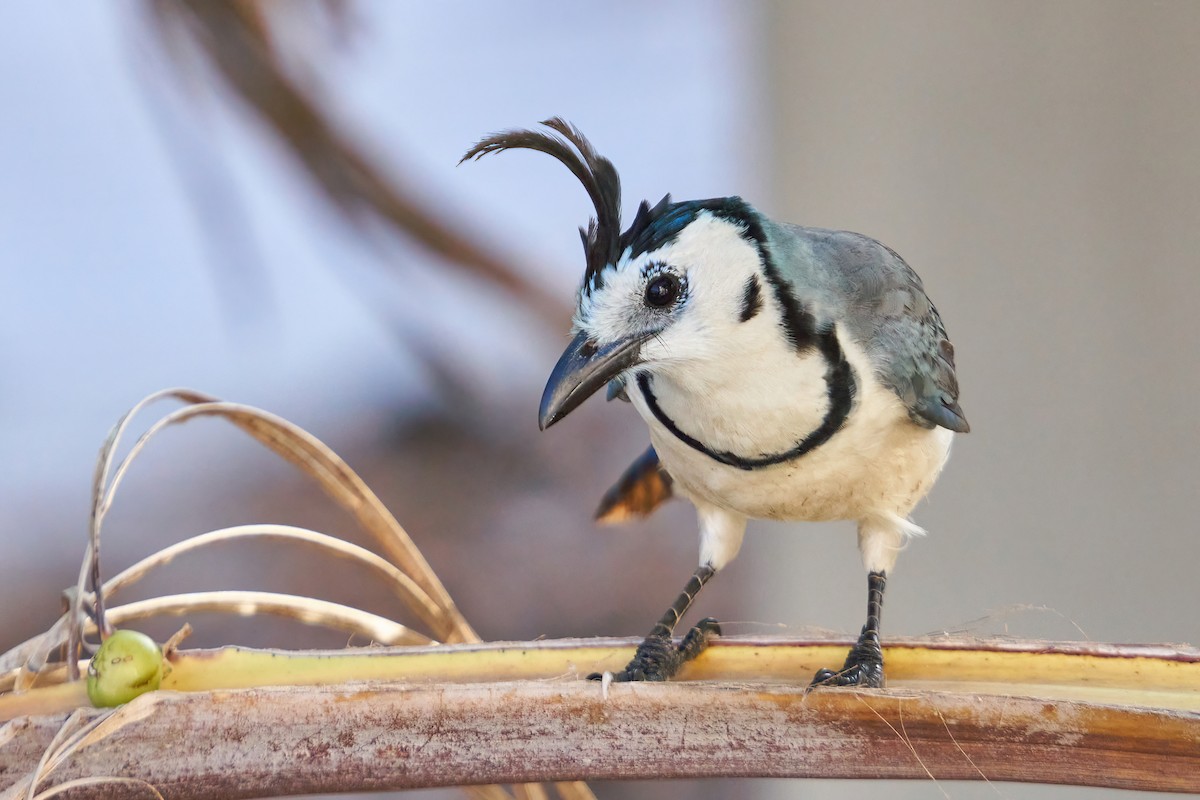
left=87, top=629, right=163, bottom=707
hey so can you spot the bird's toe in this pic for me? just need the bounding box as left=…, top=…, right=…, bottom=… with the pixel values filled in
left=808, top=659, right=884, bottom=689
left=589, top=619, right=721, bottom=683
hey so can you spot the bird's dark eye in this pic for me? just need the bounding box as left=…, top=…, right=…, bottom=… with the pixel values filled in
left=645, top=274, right=681, bottom=308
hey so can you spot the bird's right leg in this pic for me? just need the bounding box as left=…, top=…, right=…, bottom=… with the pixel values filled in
left=590, top=502, right=746, bottom=682
left=589, top=565, right=721, bottom=682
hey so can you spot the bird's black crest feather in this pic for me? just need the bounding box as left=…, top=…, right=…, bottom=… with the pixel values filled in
left=464, top=121, right=776, bottom=302
left=461, top=118, right=623, bottom=291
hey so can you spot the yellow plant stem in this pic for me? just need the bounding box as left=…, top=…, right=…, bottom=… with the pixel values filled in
left=3, top=636, right=1197, bottom=723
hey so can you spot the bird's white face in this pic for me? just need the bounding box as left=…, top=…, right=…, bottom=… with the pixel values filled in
left=575, top=211, right=767, bottom=375
left=537, top=205, right=782, bottom=430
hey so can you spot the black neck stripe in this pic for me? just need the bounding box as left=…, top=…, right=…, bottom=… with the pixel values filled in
left=739, top=274, right=763, bottom=322
left=707, top=203, right=816, bottom=352
left=637, top=326, right=856, bottom=471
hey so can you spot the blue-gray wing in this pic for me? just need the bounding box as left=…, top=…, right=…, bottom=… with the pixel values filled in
left=871, top=270, right=969, bottom=433
left=775, top=226, right=969, bottom=433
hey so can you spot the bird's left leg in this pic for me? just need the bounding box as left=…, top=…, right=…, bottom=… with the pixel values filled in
left=591, top=503, right=747, bottom=683
left=811, top=514, right=914, bottom=689
left=810, top=570, right=886, bottom=688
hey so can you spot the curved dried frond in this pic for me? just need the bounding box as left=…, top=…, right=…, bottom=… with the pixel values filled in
left=0, top=616, right=72, bottom=687
left=462, top=118, right=623, bottom=292
left=27, top=389, right=476, bottom=689
left=103, top=525, right=443, bottom=634
left=4, top=523, right=447, bottom=691
left=2, top=388, right=595, bottom=800
left=97, top=391, right=474, bottom=642
left=91, top=592, right=432, bottom=647
left=65, top=389, right=220, bottom=681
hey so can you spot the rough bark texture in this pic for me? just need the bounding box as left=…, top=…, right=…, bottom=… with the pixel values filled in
left=3, top=678, right=1198, bottom=798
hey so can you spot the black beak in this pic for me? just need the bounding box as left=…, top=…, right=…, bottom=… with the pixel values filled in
left=539, top=330, right=653, bottom=430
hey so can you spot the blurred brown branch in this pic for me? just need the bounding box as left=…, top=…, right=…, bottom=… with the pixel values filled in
left=144, top=0, right=566, bottom=325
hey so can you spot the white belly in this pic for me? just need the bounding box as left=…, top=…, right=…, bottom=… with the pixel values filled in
left=652, top=400, right=952, bottom=523
left=630, top=347, right=954, bottom=524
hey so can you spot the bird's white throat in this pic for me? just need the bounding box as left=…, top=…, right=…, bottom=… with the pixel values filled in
left=633, top=327, right=833, bottom=459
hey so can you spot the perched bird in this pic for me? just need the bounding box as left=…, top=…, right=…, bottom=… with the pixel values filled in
left=463, top=119, right=967, bottom=687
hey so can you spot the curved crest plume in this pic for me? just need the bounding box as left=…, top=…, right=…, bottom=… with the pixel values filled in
left=462, top=118, right=623, bottom=292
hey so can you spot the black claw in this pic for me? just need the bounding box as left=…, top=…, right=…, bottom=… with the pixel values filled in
left=589, top=618, right=721, bottom=683
left=811, top=668, right=838, bottom=684
left=808, top=659, right=884, bottom=689
left=809, top=624, right=885, bottom=689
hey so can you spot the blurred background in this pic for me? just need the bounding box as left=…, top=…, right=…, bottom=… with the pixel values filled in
left=2, top=2, right=1198, bottom=799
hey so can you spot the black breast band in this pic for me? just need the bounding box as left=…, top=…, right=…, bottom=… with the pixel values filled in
left=636, top=326, right=856, bottom=471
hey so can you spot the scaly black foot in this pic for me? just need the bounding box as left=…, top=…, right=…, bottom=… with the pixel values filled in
left=589, top=617, right=721, bottom=682
left=809, top=570, right=888, bottom=690
left=810, top=624, right=884, bottom=688
left=588, top=564, right=719, bottom=682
